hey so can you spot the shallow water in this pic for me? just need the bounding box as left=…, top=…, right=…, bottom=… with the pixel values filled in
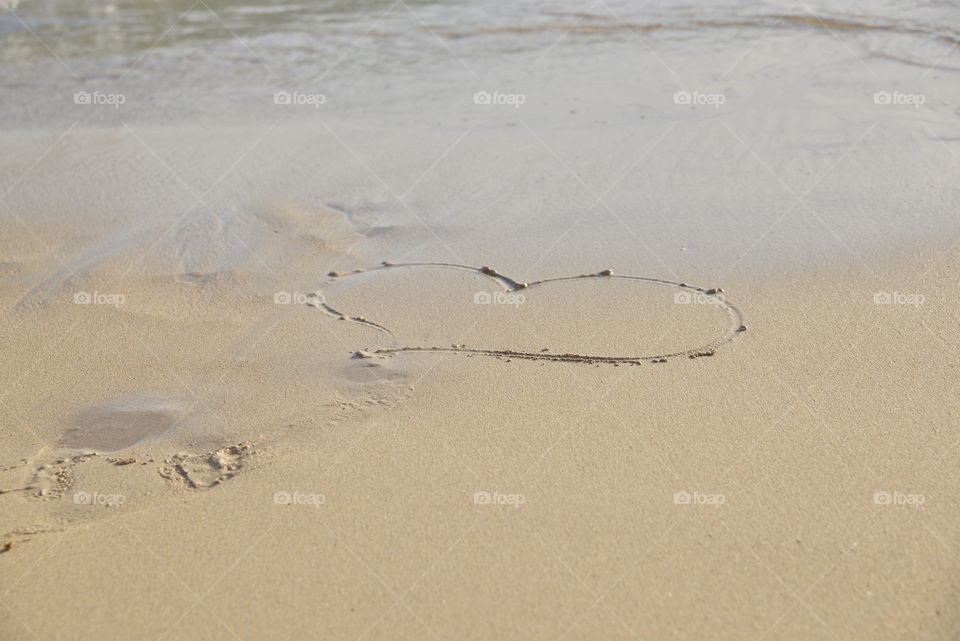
left=2, top=0, right=959, bottom=124
left=3, top=0, right=958, bottom=61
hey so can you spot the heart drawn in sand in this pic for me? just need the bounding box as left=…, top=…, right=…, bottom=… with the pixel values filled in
left=310, top=262, right=745, bottom=365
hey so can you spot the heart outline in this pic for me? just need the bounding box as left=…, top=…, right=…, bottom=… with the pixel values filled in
left=313, top=262, right=745, bottom=365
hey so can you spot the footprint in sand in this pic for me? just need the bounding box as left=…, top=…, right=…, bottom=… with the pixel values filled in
left=0, top=399, right=257, bottom=553
left=27, top=395, right=252, bottom=497
left=159, top=442, right=255, bottom=490
left=310, top=262, right=746, bottom=365
left=17, top=453, right=97, bottom=501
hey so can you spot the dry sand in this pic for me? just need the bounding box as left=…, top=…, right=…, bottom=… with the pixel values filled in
left=3, top=194, right=958, bottom=639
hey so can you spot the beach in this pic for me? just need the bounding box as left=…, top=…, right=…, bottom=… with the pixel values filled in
left=2, top=1, right=960, bottom=639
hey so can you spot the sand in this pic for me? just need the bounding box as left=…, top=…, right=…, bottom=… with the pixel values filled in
left=3, top=2, right=960, bottom=639
left=3, top=245, right=959, bottom=640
